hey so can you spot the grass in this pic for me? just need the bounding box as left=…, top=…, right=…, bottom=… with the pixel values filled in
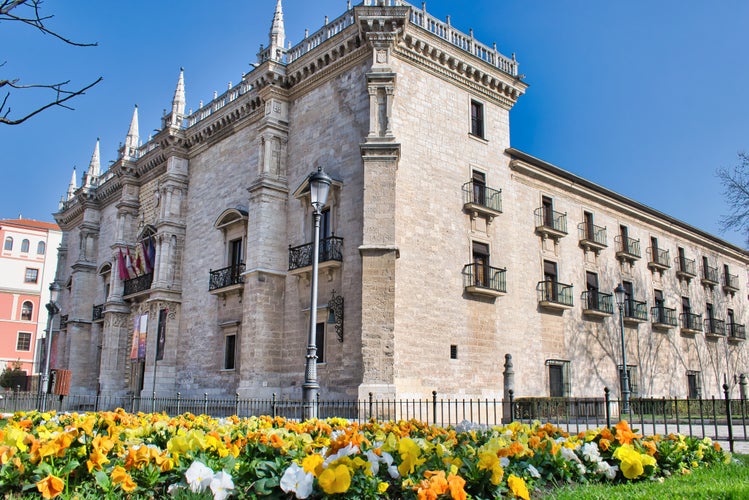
left=541, top=454, right=749, bottom=500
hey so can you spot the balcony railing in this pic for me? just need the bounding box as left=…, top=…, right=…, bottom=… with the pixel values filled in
left=723, top=273, right=739, bottom=293
left=209, top=263, right=245, bottom=292
left=680, top=313, right=703, bottom=333
left=462, top=181, right=502, bottom=216
left=651, top=306, right=677, bottom=328
left=614, top=235, right=641, bottom=260
left=675, top=257, right=696, bottom=279
left=578, top=223, right=607, bottom=250
left=124, top=272, right=154, bottom=296
left=581, top=291, right=613, bottom=316
left=462, top=263, right=506, bottom=296
left=537, top=280, right=573, bottom=308
left=646, top=247, right=670, bottom=270
left=288, top=236, right=344, bottom=271
left=92, top=304, right=104, bottom=322
left=623, top=299, right=648, bottom=322
left=728, top=323, right=746, bottom=341
left=701, top=264, right=719, bottom=286
left=705, top=318, right=726, bottom=337
left=534, top=207, right=567, bottom=238
left=59, top=314, right=68, bottom=329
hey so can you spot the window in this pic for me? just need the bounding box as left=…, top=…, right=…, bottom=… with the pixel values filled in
left=21, top=301, right=33, bottom=321
left=20, top=239, right=29, bottom=253
left=583, top=211, right=595, bottom=240
left=3, top=237, right=12, bottom=251
left=546, top=359, right=570, bottom=397
left=542, top=196, right=554, bottom=227
left=472, top=242, right=490, bottom=287
left=618, top=364, right=639, bottom=397
left=16, top=332, right=32, bottom=351
left=622, top=281, right=634, bottom=316
left=472, top=170, right=486, bottom=205
left=315, top=322, right=325, bottom=363
left=24, top=268, right=39, bottom=283
left=687, top=371, right=701, bottom=399
left=450, top=345, right=458, bottom=360
left=706, top=302, right=714, bottom=331
left=224, top=334, right=236, bottom=370
left=470, top=100, right=484, bottom=138
left=728, top=308, right=736, bottom=334
left=653, top=289, right=665, bottom=322
left=37, top=241, right=46, bottom=255
left=542, top=260, right=558, bottom=301
left=585, top=271, right=599, bottom=309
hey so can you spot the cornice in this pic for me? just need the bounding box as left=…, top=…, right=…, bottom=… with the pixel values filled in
left=183, top=92, right=264, bottom=152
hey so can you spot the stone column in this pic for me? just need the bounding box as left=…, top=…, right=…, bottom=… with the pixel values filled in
left=503, top=354, right=515, bottom=423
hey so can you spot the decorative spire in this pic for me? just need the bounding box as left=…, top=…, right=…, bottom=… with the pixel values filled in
left=268, top=0, right=285, bottom=61
left=85, top=138, right=101, bottom=187
left=124, top=105, right=139, bottom=159
left=170, top=68, right=186, bottom=127
left=67, top=167, right=77, bottom=200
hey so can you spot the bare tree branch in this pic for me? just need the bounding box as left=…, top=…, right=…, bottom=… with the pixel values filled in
left=717, top=152, right=749, bottom=246
left=0, top=0, right=101, bottom=125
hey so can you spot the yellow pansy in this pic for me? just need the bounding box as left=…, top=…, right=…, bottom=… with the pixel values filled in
left=318, top=464, right=351, bottom=494
left=507, top=474, right=530, bottom=500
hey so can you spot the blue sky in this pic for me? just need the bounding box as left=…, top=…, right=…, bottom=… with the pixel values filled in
left=1, top=0, right=747, bottom=247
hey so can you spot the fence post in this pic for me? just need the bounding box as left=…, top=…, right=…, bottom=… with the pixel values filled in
left=203, top=393, right=209, bottom=416
left=235, top=392, right=240, bottom=417
left=740, top=374, right=747, bottom=401
left=723, top=383, right=734, bottom=453
left=502, top=354, right=515, bottom=424
left=176, top=392, right=181, bottom=415
left=152, top=391, right=156, bottom=414
left=130, top=393, right=135, bottom=414
left=508, top=389, right=514, bottom=423
left=316, top=392, right=321, bottom=419
left=368, top=392, right=373, bottom=421
left=272, top=393, right=277, bottom=418
left=432, top=391, right=437, bottom=425
left=604, top=387, right=611, bottom=428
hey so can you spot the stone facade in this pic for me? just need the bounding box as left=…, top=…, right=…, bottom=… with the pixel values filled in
left=53, top=0, right=748, bottom=403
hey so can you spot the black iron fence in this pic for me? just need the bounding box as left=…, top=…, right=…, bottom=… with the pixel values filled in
left=208, top=263, right=245, bottom=291
left=123, top=272, right=153, bottom=296
left=288, top=236, right=344, bottom=271
left=2, top=387, right=746, bottom=451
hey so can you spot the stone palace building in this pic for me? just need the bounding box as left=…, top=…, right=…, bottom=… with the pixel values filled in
left=52, top=0, right=748, bottom=402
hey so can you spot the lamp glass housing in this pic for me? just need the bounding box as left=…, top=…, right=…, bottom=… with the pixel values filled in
left=309, top=167, right=332, bottom=211
left=49, top=282, right=61, bottom=304
left=614, top=284, right=626, bottom=307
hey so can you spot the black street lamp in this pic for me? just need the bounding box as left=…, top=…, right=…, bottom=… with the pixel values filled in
left=614, top=283, right=630, bottom=415
left=303, top=167, right=332, bottom=420
left=39, top=281, right=61, bottom=411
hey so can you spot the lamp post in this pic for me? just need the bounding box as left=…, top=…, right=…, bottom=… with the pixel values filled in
left=303, top=167, right=332, bottom=420
left=39, top=281, right=61, bottom=412
left=614, top=284, right=630, bottom=414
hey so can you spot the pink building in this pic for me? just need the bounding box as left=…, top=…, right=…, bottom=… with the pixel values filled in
left=0, top=219, right=61, bottom=385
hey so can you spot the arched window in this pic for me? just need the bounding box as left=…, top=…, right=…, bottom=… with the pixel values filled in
left=21, top=239, right=29, bottom=253
left=21, top=301, right=33, bottom=321
left=37, top=241, right=46, bottom=255
left=3, top=237, right=12, bottom=251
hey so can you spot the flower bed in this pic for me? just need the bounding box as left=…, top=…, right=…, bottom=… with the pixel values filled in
left=0, top=410, right=730, bottom=499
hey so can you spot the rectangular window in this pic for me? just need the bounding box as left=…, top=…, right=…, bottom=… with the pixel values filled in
left=229, top=238, right=242, bottom=267
left=450, top=345, right=458, bottom=360
left=316, top=322, right=325, bottom=364
left=618, top=364, right=639, bottom=397
left=24, top=268, right=39, bottom=283
left=543, top=260, right=558, bottom=302
left=472, top=170, right=486, bottom=205
left=622, top=281, right=634, bottom=316
left=542, top=196, right=554, bottom=227
left=16, top=332, right=32, bottom=351
left=687, top=371, right=701, bottom=399
left=728, top=308, right=736, bottom=335
left=546, top=359, right=570, bottom=397
left=583, top=211, right=594, bottom=240
left=470, top=100, right=484, bottom=138
left=472, top=242, right=490, bottom=287
left=224, top=334, right=236, bottom=370
left=586, top=271, right=599, bottom=309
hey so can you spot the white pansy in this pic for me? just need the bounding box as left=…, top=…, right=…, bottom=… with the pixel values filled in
left=280, top=462, right=314, bottom=499
left=185, top=460, right=214, bottom=493
left=209, top=471, right=235, bottom=500
left=581, top=442, right=602, bottom=463
left=527, top=464, right=541, bottom=478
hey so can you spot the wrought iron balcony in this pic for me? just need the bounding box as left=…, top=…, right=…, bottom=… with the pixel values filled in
left=705, top=318, right=726, bottom=337
left=680, top=313, right=703, bottom=335
left=623, top=299, right=648, bottom=323
left=646, top=247, right=670, bottom=271
left=701, top=264, right=719, bottom=287
left=288, top=236, right=344, bottom=272
left=723, top=273, right=739, bottom=294
left=675, top=256, right=696, bottom=280
left=578, top=223, right=607, bottom=251
left=651, top=306, right=677, bottom=329
left=59, top=314, right=68, bottom=329
left=462, top=181, right=502, bottom=220
left=462, top=263, right=506, bottom=297
left=537, top=280, right=573, bottom=309
left=582, top=291, right=613, bottom=317
left=728, top=323, right=746, bottom=341
left=92, top=304, right=104, bottom=322
left=209, top=263, right=245, bottom=292
left=123, top=272, right=153, bottom=297
left=534, top=207, right=567, bottom=239
left=614, top=235, right=641, bottom=261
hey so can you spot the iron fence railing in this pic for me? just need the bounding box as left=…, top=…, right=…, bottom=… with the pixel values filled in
left=706, top=318, right=726, bottom=336
left=208, top=263, right=245, bottom=291
left=123, top=272, right=153, bottom=296
left=2, top=387, right=747, bottom=451
left=614, top=235, right=641, bottom=258
left=729, top=323, right=746, bottom=340
left=534, top=207, right=567, bottom=234
left=288, top=236, right=344, bottom=271
left=537, top=280, right=574, bottom=306
left=647, top=247, right=670, bottom=268
left=462, top=181, right=502, bottom=213
left=578, top=223, right=607, bottom=247
left=724, top=273, right=739, bottom=291
left=651, top=306, right=677, bottom=327
left=624, top=299, right=648, bottom=321
left=680, top=312, right=703, bottom=332
left=582, top=291, right=613, bottom=314
left=462, top=263, right=506, bottom=293
left=676, top=256, right=696, bottom=277
left=702, top=264, right=719, bottom=284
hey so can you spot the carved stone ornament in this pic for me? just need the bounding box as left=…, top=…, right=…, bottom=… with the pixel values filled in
left=376, top=49, right=388, bottom=64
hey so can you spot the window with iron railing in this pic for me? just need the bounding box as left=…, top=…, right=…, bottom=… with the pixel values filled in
left=676, top=256, right=696, bottom=277
left=92, top=304, right=104, bottom=322
left=680, top=312, right=703, bottom=332
left=578, top=222, right=607, bottom=248
left=623, top=299, right=648, bottom=321
left=702, top=261, right=719, bottom=284
left=582, top=290, right=613, bottom=314
left=615, top=235, right=641, bottom=258
left=723, top=272, right=739, bottom=291
left=728, top=323, right=746, bottom=340
left=462, top=263, right=506, bottom=294
left=123, top=272, right=154, bottom=296
left=462, top=180, right=502, bottom=213
left=288, top=236, right=344, bottom=271
left=651, top=306, right=677, bottom=326
left=705, top=318, right=726, bottom=336
left=534, top=207, right=567, bottom=235
left=209, top=263, right=246, bottom=291
left=537, top=280, right=574, bottom=306
left=647, top=246, right=670, bottom=268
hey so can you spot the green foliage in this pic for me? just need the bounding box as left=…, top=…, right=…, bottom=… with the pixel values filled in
left=0, top=361, right=26, bottom=389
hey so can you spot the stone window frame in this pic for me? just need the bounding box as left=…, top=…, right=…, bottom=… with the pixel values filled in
left=686, top=370, right=701, bottom=399
left=16, top=331, right=32, bottom=352
left=219, top=321, right=240, bottom=371
left=545, top=359, right=570, bottom=397
left=469, top=98, right=485, bottom=139
left=292, top=176, right=343, bottom=243
left=214, top=208, right=249, bottom=268
left=21, top=301, right=33, bottom=321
